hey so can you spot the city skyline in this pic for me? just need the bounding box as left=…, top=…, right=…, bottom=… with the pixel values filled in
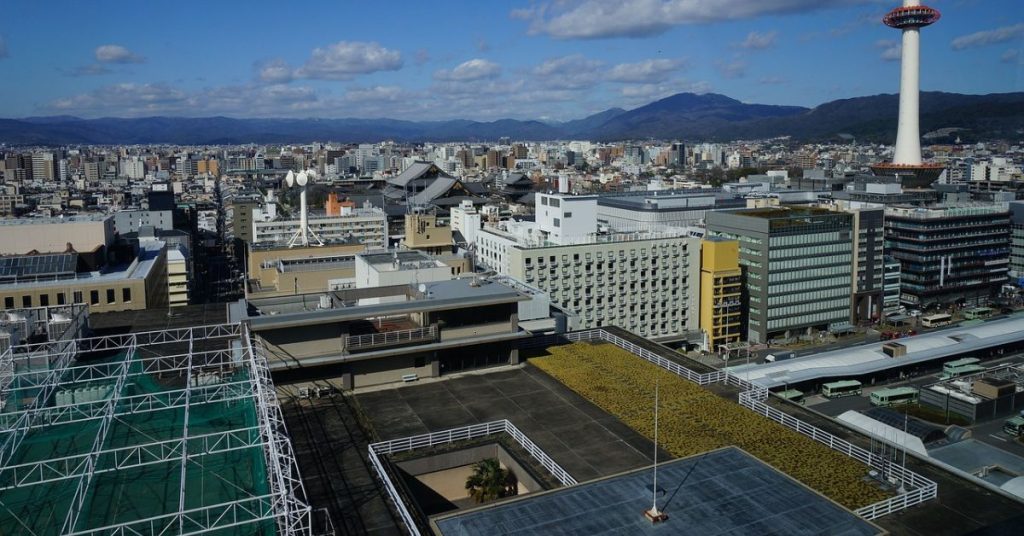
left=0, top=0, right=1021, bottom=121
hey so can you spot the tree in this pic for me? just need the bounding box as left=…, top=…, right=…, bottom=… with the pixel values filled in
left=464, top=458, right=518, bottom=504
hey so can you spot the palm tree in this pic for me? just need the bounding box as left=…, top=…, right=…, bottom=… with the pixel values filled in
left=465, top=458, right=518, bottom=504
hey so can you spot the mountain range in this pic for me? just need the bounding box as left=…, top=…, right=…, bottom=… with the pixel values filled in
left=2, top=91, right=1022, bottom=145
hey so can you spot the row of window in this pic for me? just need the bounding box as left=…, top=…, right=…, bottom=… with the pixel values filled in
left=768, top=276, right=851, bottom=295
left=768, top=265, right=851, bottom=283
left=769, top=254, right=852, bottom=271
left=765, top=303, right=851, bottom=328
left=2, top=287, right=132, bottom=310
left=767, top=287, right=849, bottom=307
left=769, top=231, right=847, bottom=247
left=768, top=243, right=850, bottom=260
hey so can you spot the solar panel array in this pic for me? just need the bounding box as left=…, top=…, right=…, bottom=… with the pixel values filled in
left=0, top=253, right=78, bottom=278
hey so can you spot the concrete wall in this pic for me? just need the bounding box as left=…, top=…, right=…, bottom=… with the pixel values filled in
left=396, top=443, right=544, bottom=493
left=0, top=217, right=114, bottom=255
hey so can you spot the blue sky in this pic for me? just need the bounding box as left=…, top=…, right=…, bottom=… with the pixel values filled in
left=0, top=0, right=1021, bottom=121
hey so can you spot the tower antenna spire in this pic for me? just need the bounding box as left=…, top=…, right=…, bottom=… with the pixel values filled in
left=869, top=0, right=944, bottom=188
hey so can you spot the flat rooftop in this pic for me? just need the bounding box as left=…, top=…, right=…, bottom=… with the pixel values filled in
left=0, top=240, right=164, bottom=290
left=0, top=214, right=109, bottom=225
left=356, top=366, right=665, bottom=483
left=433, top=446, right=880, bottom=536
left=239, top=277, right=528, bottom=329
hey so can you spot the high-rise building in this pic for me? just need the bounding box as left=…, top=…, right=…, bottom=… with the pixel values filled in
left=31, top=152, right=54, bottom=181
left=827, top=202, right=886, bottom=323
left=885, top=204, right=1010, bottom=307
left=707, top=207, right=854, bottom=344
left=1010, top=201, right=1024, bottom=278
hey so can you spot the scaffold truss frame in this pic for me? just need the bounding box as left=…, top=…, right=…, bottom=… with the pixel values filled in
left=0, top=322, right=313, bottom=536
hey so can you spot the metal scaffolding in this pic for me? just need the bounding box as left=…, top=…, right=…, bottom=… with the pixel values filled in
left=0, top=322, right=313, bottom=536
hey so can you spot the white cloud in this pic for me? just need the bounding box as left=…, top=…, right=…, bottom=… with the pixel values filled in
left=1002, top=49, right=1020, bottom=64
left=758, top=76, right=786, bottom=85
left=875, top=39, right=901, bottom=62
left=737, top=31, right=777, bottom=50
left=257, top=59, right=294, bottom=83
left=532, top=54, right=605, bottom=89
left=294, top=41, right=402, bottom=80
left=95, top=44, right=145, bottom=64
left=515, top=0, right=870, bottom=39
left=434, top=58, right=501, bottom=81
left=608, top=58, right=686, bottom=83
left=951, top=23, right=1024, bottom=50
left=41, top=82, right=332, bottom=118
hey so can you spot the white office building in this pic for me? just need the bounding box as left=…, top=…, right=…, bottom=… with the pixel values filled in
left=476, top=193, right=702, bottom=339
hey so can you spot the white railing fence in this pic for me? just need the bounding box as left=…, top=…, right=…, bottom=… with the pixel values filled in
left=532, top=328, right=938, bottom=521
left=345, top=326, right=436, bottom=351
left=367, top=419, right=576, bottom=536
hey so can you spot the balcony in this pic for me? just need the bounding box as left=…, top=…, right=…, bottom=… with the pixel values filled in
left=345, top=325, right=437, bottom=351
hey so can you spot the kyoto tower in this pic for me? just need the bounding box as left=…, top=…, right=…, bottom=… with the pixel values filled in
left=870, top=0, right=943, bottom=188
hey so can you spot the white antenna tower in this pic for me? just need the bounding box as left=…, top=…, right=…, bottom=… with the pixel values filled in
left=286, top=169, right=324, bottom=248
left=644, top=380, right=668, bottom=523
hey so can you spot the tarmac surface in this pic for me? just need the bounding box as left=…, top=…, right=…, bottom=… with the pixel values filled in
left=354, top=364, right=670, bottom=484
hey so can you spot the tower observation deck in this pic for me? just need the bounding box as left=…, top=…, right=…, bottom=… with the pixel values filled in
left=870, top=1, right=943, bottom=189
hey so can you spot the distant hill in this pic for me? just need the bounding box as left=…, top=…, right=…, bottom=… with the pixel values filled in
left=1, top=91, right=1022, bottom=145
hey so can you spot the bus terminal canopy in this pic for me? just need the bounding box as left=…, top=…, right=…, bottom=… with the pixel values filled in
left=731, top=314, right=1024, bottom=388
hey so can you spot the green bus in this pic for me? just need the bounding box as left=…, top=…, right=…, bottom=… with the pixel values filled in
left=963, top=307, right=994, bottom=320
left=941, top=357, right=986, bottom=379
left=1004, top=416, right=1024, bottom=437
left=777, top=389, right=805, bottom=404
left=822, top=380, right=863, bottom=398
left=870, top=386, right=919, bottom=407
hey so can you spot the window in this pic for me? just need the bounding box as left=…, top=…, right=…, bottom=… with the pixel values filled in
left=73, top=291, right=83, bottom=304
left=106, top=289, right=116, bottom=304
left=57, top=293, right=65, bottom=305
left=40, top=294, right=49, bottom=307
left=122, top=288, right=132, bottom=303
left=564, top=212, right=572, bottom=218
left=4, top=297, right=13, bottom=309
left=553, top=218, right=560, bottom=227
left=90, top=290, right=100, bottom=305
left=22, top=296, right=31, bottom=308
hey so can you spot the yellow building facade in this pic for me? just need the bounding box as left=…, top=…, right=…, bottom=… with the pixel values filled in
left=699, top=238, right=743, bottom=352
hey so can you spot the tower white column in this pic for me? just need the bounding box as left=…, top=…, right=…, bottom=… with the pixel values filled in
left=893, top=0, right=922, bottom=165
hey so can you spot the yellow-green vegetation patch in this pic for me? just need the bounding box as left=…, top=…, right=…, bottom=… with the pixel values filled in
left=530, top=343, right=889, bottom=509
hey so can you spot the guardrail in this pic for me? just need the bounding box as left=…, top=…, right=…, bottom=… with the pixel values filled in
left=346, top=326, right=436, bottom=351
left=537, top=328, right=938, bottom=520
left=367, top=419, right=576, bottom=535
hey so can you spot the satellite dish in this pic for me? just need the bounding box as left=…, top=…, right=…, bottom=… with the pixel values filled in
left=285, top=170, right=295, bottom=187
left=296, top=171, right=308, bottom=187
left=418, top=284, right=427, bottom=294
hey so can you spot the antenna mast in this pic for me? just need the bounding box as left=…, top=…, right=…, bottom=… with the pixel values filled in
left=644, top=380, right=668, bottom=523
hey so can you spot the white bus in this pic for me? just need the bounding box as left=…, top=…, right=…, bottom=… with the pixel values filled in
left=921, top=313, right=952, bottom=328
left=822, top=380, right=863, bottom=398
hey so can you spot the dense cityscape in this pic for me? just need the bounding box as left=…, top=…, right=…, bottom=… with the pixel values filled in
left=0, top=1, right=1023, bottom=535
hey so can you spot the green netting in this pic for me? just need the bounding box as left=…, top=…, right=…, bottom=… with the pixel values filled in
left=0, top=352, right=276, bottom=536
